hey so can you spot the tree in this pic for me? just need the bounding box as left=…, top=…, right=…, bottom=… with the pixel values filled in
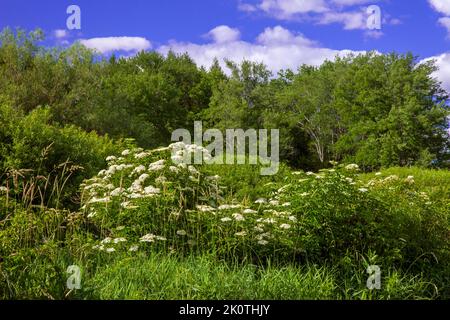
left=332, top=53, right=449, bottom=169
left=278, top=62, right=341, bottom=166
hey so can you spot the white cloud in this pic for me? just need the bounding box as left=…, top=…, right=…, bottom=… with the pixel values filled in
left=427, top=53, right=450, bottom=134
left=428, top=0, right=450, bottom=15
left=238, top=1, right=258, bottom=12
left=79, top=37, right=151, bottom=54
left=428, top=1, right=450, bottom=39
left=423, top=53, right=450, bottom=94
left=439, top=17, right=450, bottom=37
left=238, top=0, right=391, bottom=32
left=256, top=25, right=316, bottom=45
left=54, top=29, right=68, bottom=39
left=159, top=25, right=362, bottom=74
left=259, top=0, right=328, bottom=19
left=317, top=10, right=367, bottom=30
left=238, top=0, right=379, bottom=17
left=331, top=0, right=375, bottom=6
left=206, top=25, right=241, bottom=43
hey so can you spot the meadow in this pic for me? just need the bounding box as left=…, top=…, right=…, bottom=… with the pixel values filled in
left=1, top=143, right=448, bottom=300
left=0, top=29, right=449, bottom=300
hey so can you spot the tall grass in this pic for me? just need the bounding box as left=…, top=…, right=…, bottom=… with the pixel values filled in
left=0, top=145, right=449, bottom=300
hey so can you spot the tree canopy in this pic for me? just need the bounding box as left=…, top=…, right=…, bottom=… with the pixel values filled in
left=1, top=28, right=449, bottom=171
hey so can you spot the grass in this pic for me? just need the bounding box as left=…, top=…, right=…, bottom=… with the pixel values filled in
left=0, top=245, right=438, bottom=300
left=0, top=146, right=449, bottom=300
left=358, top=166, right=450, bottom=200
left=80, top=253, right=336, bottom=300
left=33, top=252, right=434, bottom=300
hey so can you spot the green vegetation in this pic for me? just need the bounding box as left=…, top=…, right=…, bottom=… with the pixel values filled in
left=0, top=28, right=449, bottom=300
left=1, top=146, right=448, bottom=300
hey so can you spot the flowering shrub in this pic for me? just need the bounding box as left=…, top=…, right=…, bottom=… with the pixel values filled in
left=80, top=143, right=219, bottom=251
left=79, top=143, right=296, bottom=258
left=80, top=147, right=449, bottom=270
left=277, top=168, right=449, bottom=267
left=1, top=145, right=449, bottom=298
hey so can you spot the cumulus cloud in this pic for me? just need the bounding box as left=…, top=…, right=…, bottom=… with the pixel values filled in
left=259, top=0, right=328, bottom=18
left=428, top=0, right=450, bottom=15
left=423, top=53, right=450, bottom=94
left=317, top=10, right=367, bottom=30
left=439, top=17, right=450, bottom=37
left=420, top=53, right=450, bottom=135
left=159, top=25, right=362, bottom=74
left=256, top=25, right=316, bottom=45
left=206, top=25, right=241, bottom=43
left=428, top=1, right=450, bottom=39
left=238, top=0, right=377, bottom=18
left=238, top=0, right=391, bottom=33
left=79, top=36, right=151, bottom=54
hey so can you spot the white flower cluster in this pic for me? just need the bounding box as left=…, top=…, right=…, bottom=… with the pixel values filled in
left=345, top=164, right=359, bottom=171
left=169, top=142, right=212, bottom=165
left=130, top=165, right=146, bottom=176
left=149, top=160, right=165, bottom=172
left=196, top=205, right=216, bottom=212
left=405, top=175, right=415, bottom=184
left=232, top=213, right=245, bottom=221
left=85, top=144, right=307, bottom=253
left=83, top=149, right=179, bottom=213
left=140, top=233, right=167, bottom=242
left=218, top=204, right=241, bottom=210
left=213, top=194, right=297, bottom=247
left=88, top=197, right=111, bottom=204
left=135, top=151, right=150, bottom=159
left=92, top=237, right=129, bottom=253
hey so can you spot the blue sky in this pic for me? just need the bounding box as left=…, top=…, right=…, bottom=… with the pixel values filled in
left=1, top=0, right=450, bottom=90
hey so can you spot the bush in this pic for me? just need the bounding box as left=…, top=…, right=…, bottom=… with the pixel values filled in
left=0, top=201, right=84, bottom=299
left=2, top=140, right=448, bottom=299
left=0, top=104, right=124, bottom=209
left=278, top=168, right=449, bottom=266
left=80, top=145, right=449, bottom=271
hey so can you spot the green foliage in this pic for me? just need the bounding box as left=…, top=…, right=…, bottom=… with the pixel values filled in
left=1, top=29, right=448, bottom=170
left=277, top=53, right=449, bottom=169
left=203, top=160, right=290, bottom=202
left=72, top=145, right=449, bottom=298
left=0, top=142, right=449, bottom=299
left=0, top=200, right=84, bottom=299
left=0, top=28, right=449, bottom=301
left=97, top=52, right=213, bottom=148
left=359, top=166, right=450, bottom=201
left=83, top=253, right=336, bottom=300
left=279, top=168, right=449, bottom=269
left=0, top=104, right=122, bottom=208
